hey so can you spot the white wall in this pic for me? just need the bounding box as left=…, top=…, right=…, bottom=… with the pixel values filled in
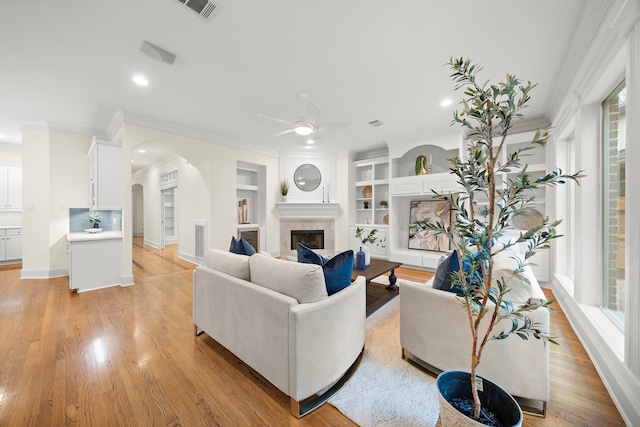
left=20, top=127, right=91, bottom=278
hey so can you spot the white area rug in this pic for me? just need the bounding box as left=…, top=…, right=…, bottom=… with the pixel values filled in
left=329, top=296, right=440, bottom=426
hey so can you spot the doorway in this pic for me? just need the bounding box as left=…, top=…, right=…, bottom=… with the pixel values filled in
left=160, top=186, right=178, bottom=248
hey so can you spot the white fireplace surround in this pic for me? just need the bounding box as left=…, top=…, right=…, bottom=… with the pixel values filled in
left=276, top=203, right=340, bottom=256
left=276, top=202, right=340, bottom=219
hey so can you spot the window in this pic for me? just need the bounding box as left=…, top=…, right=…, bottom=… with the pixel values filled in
left=602, top=81, right=626, bottom=324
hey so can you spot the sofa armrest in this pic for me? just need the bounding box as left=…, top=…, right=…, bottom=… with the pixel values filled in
left=288, top=276, right=366, bottom=400
left=193, top=265, right=298, bottom=395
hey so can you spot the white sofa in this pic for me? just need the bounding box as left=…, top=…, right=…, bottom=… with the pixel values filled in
left=193, top=249, right=366, bottom=417
left=399, top=249, right=550, bottom=415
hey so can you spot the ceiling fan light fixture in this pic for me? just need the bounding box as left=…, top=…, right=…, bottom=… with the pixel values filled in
left=294, top=122, right=313, bottom=135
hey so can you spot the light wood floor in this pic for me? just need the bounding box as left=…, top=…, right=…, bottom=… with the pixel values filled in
left=0, top=239, right=626, bottom=426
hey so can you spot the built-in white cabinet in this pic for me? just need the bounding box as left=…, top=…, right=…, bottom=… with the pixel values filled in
left=0, top=228, right=22, bottom=261
left=354, top=157, right=389, bottom=226
left=0, top=165, right=22, bottom=210
left=88, top=138, right=122, bottom=210
left=67, top=233, right=122, bottom=292
left=375, top=131, right=550, bottom=282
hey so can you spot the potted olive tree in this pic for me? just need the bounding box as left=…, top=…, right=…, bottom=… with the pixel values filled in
left=425, top=58, right=583, bottom=425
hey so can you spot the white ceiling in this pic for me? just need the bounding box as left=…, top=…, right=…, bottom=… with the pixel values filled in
left=0, top=0, right=603, bottom=168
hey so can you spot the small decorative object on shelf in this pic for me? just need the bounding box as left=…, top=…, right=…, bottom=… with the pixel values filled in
left=379, top=200, right=388, bottom=208
left=238, top=199, right=250, bottom=224
left=363, top=201, right=369, bottom=209
left=280, top=180, right=289, bottom=202
left=355, top=247, right=366, bottom=270
left=415, top=154, right=432, bottom=175
left=88, top=211, right=101, bottom=229
left=362, top=185, right=372, bottom=198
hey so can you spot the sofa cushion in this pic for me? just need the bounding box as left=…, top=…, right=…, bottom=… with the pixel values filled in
left=205, top=248, right=251, bottom=281
left=249, top=253, right=328, bottom=303
left=229, top=236, right=257, bottom=256
left=296, top=243, right=354, bottom=296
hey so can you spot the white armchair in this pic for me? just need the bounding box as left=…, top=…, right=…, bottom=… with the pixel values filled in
left=399, top=260, right=550, bottom=416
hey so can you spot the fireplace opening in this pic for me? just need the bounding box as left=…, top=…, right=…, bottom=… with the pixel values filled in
left=291, top=230, right=325, bottom=250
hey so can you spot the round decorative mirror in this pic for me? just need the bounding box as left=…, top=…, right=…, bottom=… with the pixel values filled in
left=293, top=164, right=321, bottom=192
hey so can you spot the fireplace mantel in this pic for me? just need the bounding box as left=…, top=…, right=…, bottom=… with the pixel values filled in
left=276, top=202, right=340, bottom=220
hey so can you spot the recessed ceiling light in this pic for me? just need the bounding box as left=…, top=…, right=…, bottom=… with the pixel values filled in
left=440, top=99, right=453, bottom=107
left=306, top=138, right=315, bottom=145
left=133, top=75, right=149, bottom=86
left=138, top=149, right=146, bottom=153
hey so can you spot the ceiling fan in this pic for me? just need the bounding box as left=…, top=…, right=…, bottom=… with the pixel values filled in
left=259, top=91, right=349, bottom=137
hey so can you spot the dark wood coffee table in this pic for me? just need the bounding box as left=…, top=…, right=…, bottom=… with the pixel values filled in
left=352, top=259, right=403, bottom=316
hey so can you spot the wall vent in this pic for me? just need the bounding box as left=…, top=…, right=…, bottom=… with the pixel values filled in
left=195, top=220, right=208, bottom=259
left=176, top=0, right=219, bottom=21
left=368, top=120, right=384, bottom=127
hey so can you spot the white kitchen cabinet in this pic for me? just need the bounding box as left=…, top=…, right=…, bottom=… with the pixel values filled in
left=0, top=228, right=22, bottom=261
left=88, top=138, right=122, bottom=210
left=0, top=165, right=22, bottom=210
left=67, top=232, right=122, bottom=292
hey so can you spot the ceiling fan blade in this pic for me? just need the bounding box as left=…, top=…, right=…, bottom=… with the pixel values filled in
left=274, top=128, right=295, bottom=136
left=315, top=122, right=349, bottom=133
left=258, top=113, right=294, bottom=126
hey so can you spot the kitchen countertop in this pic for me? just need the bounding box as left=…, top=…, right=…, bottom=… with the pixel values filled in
left=67, top=231, right=123, bottom=242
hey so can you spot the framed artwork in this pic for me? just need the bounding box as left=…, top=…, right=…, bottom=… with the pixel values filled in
left=408, top=200, right=451, bottom=252
left=238, top=228, right=260, bottom=252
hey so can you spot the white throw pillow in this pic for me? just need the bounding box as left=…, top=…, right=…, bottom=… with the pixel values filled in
left=249, top=253, right=328, bottom=303
left=204, top=248, right=251, bottom=281
left=492, top=250, right=532, bottom=303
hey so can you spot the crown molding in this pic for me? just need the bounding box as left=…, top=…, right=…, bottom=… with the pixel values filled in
left=110, top=111, right=279, bottom=158
left=16, top=120, right=107, bottom=139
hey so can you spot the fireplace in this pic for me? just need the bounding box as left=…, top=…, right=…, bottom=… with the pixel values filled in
left=291, top=230, right=324, bottom=250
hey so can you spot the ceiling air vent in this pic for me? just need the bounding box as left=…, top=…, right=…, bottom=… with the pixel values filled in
left=368, top=120, right=384, bottom=127
left=175, top=0, right=219, bottom=21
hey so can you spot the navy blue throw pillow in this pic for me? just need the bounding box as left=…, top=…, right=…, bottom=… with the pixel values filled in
left=322, top=250, right=354, bottom=295
left=433, top=250, right=485, bottom=293
left=229, top=236, right=256, bottom=256
left=433, top=250, right=464, bottom=294
left=296, top=243, right=353, bottom=295
left=296, top=242, right=329, bottom=265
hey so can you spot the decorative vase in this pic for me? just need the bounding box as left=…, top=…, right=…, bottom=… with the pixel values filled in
left=93, top=222, right=100, bottom=229
left=356, top=247, right=366, bottom=270
left=362, top=244, right=371, bottom=266
left=418, top=159, right=428, bottom=175
left=436, top=370, right=522, bottom=427
left=282, top=195, right=287, bottom=202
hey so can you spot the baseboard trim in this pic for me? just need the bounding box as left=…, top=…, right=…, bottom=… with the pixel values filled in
left=20, top=267, right=68, bottom=279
